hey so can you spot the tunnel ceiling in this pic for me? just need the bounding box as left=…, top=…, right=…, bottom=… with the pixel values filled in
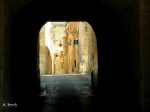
left=99, top=0, right=134, bottom=13
left=7, top=0, right=134, bottom=14
left=6, top=0, right=33, bottom=13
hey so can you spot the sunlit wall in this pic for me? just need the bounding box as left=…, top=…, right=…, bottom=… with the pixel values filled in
left=38, top=22, right=98, bottom=75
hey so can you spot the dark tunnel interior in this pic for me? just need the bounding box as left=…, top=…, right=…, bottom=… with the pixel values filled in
left=10, top=0, right=141, bottom=112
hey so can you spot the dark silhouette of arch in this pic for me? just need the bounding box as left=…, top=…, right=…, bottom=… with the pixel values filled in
left=12, top=0, right=138, bottom=112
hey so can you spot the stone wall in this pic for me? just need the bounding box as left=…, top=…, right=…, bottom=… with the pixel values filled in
left=39, top=25, right=46, bottom=74
left=78, top=22, right=95, bottom=74
left=39, top=25, right=52, bottom=75
left=62, top=35, right=68, bottom=74
left=52, top=22, right=66, bottom=74
left=0, top=0, right=13, bottom=111
left=120, top=0, right=150, bottom=111
left=66, top=22, right=76, bottom=74
left=92, top=31, right=98, bottom=89
left=140, top=0, right=150, bottom=111
left=119, top=0, right=141, bottom=111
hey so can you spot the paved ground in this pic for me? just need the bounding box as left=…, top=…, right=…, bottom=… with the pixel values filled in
left=37, top=74, right=98, bottom=112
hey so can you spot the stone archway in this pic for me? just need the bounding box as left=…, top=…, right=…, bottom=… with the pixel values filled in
left=12, top=1, right=124, bottom=111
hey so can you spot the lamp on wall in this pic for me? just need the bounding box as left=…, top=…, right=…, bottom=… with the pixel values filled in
left=59, top=41, right=62, bottom=47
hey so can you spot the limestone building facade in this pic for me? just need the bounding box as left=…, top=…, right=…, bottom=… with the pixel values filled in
left=39, top=22, right=98, bottom=75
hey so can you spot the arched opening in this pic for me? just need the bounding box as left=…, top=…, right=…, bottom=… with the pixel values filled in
left=38, top=21, right=98, bottom=75
left=38, top=21, right=99, bottom=96
left=11, top=0, right=138, bottom=111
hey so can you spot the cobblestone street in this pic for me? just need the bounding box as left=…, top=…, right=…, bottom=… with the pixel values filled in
left=37, top=74, right=98, bottom=112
